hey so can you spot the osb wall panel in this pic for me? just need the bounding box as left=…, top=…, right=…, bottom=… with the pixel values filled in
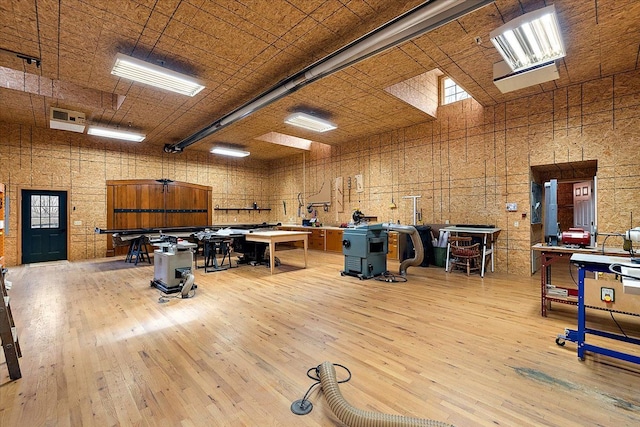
left=0, top=125, right=271, bottom=265
left=268, top=69, right=640, bottom=276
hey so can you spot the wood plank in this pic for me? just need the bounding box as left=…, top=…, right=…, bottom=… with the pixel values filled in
left=1, top=252, right=639, bottom=426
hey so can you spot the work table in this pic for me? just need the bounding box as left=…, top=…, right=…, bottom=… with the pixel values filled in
left=277, top=224, right=405, bottom=260
left=278, top=224, right=344, bottom=230
left=532, top=243, right=630, bottom=316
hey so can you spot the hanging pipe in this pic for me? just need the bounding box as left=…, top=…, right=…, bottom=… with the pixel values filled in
left=164, top=0, right=494, bottom=153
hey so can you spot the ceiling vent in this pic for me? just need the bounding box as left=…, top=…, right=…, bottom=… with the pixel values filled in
left=50, top=107, right=86, bottom=133
left=493, top=60, right=559, bottom=93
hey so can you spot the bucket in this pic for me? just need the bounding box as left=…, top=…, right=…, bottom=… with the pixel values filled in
left=433, top=247, right=447, bottom=267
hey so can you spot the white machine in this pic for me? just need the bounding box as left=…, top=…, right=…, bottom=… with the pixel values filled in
left=607, top=227, right=640, bottom=295
left=625, top=227, right=640, bottom=254
left=151, top=238, right=197, bottom=296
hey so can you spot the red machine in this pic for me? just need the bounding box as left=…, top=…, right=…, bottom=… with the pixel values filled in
left=561, top=228, right=591, bottom=246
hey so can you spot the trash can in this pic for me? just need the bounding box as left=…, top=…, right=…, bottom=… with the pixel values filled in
left=433, top=247, right=447, bottom=267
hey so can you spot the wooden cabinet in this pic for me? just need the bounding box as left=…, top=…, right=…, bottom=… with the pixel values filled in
left=325, top=229, right=343, bottom=252
left=106, top=180, right=212, bottom=256
left=387, top=231, right=399, bottom=260
left=387, top=231, right=406, bottom=261
left=0, top=183, right=4, bottom=267
left=309, top=228, right=325, bottom=251
left=278, top=226, right=347, bottom=252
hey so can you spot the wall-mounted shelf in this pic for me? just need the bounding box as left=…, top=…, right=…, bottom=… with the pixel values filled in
left=214, top=207, right=271, bottom=213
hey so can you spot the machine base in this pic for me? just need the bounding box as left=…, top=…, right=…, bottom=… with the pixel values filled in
left=150, top=279, right=197, bottom=295
left=340, top=270, right=387, bottom=280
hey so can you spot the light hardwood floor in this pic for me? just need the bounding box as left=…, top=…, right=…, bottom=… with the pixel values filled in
left=1, top=249, right=639, bottom=426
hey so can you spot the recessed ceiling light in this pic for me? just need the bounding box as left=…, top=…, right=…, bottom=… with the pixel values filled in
left=111, top=53, right=205, bottom=96
left=87, top=126, right=146, bottom=142
left=285, top=113, right=336, bottom=133
left=211, top=146, right=250, bottom=157
left=490, top=5, right=565, bottom=73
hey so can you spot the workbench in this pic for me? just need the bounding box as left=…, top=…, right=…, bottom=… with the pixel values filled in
left=244, top=230, right=310, bottom=275
left=532, top=243, right=629, bottom=316
left=556, top=253, right=640, bottom=365
left=443, top=226, right=501, bottom=277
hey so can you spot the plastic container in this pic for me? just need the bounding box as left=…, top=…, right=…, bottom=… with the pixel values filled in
left=433, top=247, right=447, bottom=267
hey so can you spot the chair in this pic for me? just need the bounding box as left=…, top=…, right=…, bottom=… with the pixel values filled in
left=448, top=237, right=481, bottom=276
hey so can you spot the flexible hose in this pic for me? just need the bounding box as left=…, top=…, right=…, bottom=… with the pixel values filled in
left=382, top=224, right=424, bottom=276
left=181, top=273, right=196, bottom=297
left=318, top=361, right=453, bottom=427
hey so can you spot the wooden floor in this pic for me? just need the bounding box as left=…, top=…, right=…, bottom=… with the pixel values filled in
left=1, top=249, right=640, bottom=426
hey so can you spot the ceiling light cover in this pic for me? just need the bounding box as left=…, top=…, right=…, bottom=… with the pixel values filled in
left=111, top=53, right=205, bottom=96
left=211, top=146, right=250, bottom=157
left=87, top=126, right=146, bottom=142
left=285, top=113, right=337, bottom=133
left=489, top=5, right=565, bottom=72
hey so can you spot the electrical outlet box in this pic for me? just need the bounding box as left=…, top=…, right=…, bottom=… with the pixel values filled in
left=601, top=287, right=615, bottom=303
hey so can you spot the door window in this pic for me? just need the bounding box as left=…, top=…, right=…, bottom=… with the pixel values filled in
left=30, top=195, right=60, bottom=229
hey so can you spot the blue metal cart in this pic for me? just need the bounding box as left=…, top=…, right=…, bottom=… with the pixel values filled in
left=555, top=253, right=640, bottom=364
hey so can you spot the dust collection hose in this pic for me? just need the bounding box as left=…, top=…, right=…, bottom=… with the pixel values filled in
left=382, top=224, right=424, bottom=276
left=317, top=361, right=453, bottom=427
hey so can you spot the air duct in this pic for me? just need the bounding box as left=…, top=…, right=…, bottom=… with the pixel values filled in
left=383, top=223, right=424, bottom=276
left=165, top=0, right=494, bottom=153
left=318, top=361, right=453, bottom=427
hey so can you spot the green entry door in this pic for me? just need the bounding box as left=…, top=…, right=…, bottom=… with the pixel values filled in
left=21, top=190, right=68, bottom=264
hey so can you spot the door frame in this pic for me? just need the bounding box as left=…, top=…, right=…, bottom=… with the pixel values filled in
left=18, top=186, right=71, bottom=265
left=529, top=160, right=598, bottom=274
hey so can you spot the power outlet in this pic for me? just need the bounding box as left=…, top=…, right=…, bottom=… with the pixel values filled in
left=601, top=287, right=615, bottom=303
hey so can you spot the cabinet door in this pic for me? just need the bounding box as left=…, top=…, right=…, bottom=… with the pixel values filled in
left=387, top=232, right=398, bottom=260
left=326, top=229, right=343, bottom=252
left=309, top=228, right=325, bottom=250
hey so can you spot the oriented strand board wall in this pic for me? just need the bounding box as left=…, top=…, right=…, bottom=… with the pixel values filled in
left=0, top=126, right=271, bottom=266
left=2, top=69, right=640, bottom=273
left=268, top=69, right=640, bottom=276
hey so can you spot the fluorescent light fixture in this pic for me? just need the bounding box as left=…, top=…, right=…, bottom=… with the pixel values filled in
left=210, top=146, right=250, bottom=157
left=489, top=5, right=565, bottom=73
left=493, top=60, right=559, bottom=93
left=285, top=113, right=337, bottom=133
left=111, top=53, right=205, bottom=96
left=87, top=126, right=146, bottom=142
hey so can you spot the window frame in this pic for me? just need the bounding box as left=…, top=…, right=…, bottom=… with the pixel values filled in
left=440, top=76, right=470, bottom=105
